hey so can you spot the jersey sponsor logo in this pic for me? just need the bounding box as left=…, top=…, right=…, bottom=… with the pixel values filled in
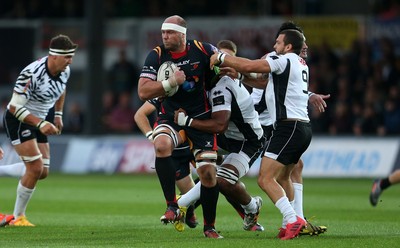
left=176, top=60, right=190, bottom=67
left=212, top=95, right=225, bottom=106
left=190, top=61, right=200, bottom=70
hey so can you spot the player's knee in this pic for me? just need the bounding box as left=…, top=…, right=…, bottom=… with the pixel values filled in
left=154, top=140, right=173, bottom=156
left=27, top=164, right=44, bottom=178
left=153, top=125, right=178, bottom=156
left=257, top=175, right=267, bottom=190
left=39, top=160, right=50, bottom=180
left=197, top=166, right=215, bottom=180
left=194, top=150, right=217, bottom=169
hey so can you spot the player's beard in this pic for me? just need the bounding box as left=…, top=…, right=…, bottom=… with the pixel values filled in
left=301, top=48, right=308, bottom=59
left=164, top=39, right=184, bottom=52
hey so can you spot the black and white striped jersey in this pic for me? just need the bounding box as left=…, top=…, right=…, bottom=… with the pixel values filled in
left=265, top=52, right=309, bottom=122
left=209, top=75, right=263, bottom=141
left=12, top=56, right=70, bottom=119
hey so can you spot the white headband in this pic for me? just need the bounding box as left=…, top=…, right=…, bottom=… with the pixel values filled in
left=49, top=48, right=76, bottom=56
left=161, top=23, right=186, bottom=34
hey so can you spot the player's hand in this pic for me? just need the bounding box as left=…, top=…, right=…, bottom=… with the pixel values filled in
left=309, top=93, right=330, bottom=113
left=174, top=108, right=193, bottom=127
left=53, top=116, right=64, bottom=135
left=37, top=121, right=60, bottom=135
left=219, top=67, right=239, bottom=79
left=172, top=69, right=186, bottom=86
left=210, top=51, right=219, bottom=69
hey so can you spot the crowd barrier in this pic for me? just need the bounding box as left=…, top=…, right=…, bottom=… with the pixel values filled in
left=1, top=134, right=399, bottom=178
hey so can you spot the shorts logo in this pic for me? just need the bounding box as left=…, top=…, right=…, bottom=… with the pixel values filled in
left=205, top=141, right=213, bottom=148
left=21, top=129, right=31, bottom=137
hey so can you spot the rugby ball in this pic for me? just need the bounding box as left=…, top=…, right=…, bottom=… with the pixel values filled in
left=157, top=61, right=179, bottom=97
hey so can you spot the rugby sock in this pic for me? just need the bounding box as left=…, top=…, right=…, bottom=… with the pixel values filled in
left=155, top=157, right=177, bottom=206
left=275, top=196, right=297, bottom=226
left=293, top=183, right=304, bottom=219
left=380, top=178, right=391, bottom=190
left=226, top=196, right=245, bottom=219
left=241, top=197, right=257, bottom=214
left=178, top=181, right=201, bottom=207
left=192, top=178, right=202, bottom=208
left=201, top=183, right=219, bottom=231
left=13, top=181, right=35, bottom=217
left=0, top=162, right=26, bottom=177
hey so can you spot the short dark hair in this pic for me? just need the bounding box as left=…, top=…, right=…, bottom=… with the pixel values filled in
left=217, top=40, right=237, bottom=55
left=49, top=34, right=78, bottom=50
left=276, top=21, right=303, bottom=38
left=280, top=29, right=304, bottom=55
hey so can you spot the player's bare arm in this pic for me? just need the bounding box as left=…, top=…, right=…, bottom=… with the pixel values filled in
left=174, top=108, right=230, bottom=134
left=134, top=102, right=156, bottom=140
left=210, top=51, right=272, bottom=74
left=138, top=69, right=186, bottom=100
left=8, top=92, right=59, bottom=135
left=53, top=91, right=66, bottom=134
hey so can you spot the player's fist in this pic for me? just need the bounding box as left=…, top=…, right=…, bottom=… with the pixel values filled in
left=174, top=108, right=192, bottom=127
left=210, top=51, right=219, bottom=68
left=210, top=51, right=226, bottom=69
left=173, top=69, right=186, bottom=86
left=37, top=120, right=60, bottom=135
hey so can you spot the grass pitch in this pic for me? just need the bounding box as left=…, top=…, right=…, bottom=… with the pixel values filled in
left=0, top=174, right=399, bottom=247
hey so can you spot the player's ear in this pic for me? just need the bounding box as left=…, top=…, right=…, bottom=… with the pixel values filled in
left=286, top=44, right=293, bottom=52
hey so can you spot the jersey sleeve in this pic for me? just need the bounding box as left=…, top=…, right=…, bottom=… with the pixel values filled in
left=139, top=49, right=160, bottom=81
left=251, top=88, right=263, bottom=105
left=13, top=64, right=35, bottom=100
left=265, top=54, right=287, bottom=74
left=148, top=98, right=161, bottom=111
left=210, top=76, right=232, bottom=113
left=203, top=42, right=218, bottom=56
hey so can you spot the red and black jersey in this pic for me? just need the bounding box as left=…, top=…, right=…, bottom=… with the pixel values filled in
left=140, top=40, right=218, bottom=122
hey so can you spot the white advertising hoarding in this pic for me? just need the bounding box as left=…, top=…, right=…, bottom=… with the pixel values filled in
left=248, top=137, right=399, bottom=178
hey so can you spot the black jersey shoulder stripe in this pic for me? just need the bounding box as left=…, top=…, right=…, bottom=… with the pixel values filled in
left=153, top=46, right=162, bottom=58
left=193, top=40, right=209, bottom=56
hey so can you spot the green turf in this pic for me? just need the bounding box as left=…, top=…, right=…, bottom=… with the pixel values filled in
left=1, top=174, right=399, bottom=247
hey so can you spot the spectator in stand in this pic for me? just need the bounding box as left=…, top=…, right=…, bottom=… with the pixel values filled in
left=356, top=104, right=384, bottom=136
left=101, top=90, right=115, bottom=131
left=108, top=49, right=139, bottom=100
left=382, top=98, right=400, bottom=135
left=329, top=101, right=353, bottom=135
left=64, top=102, right=84, bottom=133
left=103, top=92, right=137, bottom=133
